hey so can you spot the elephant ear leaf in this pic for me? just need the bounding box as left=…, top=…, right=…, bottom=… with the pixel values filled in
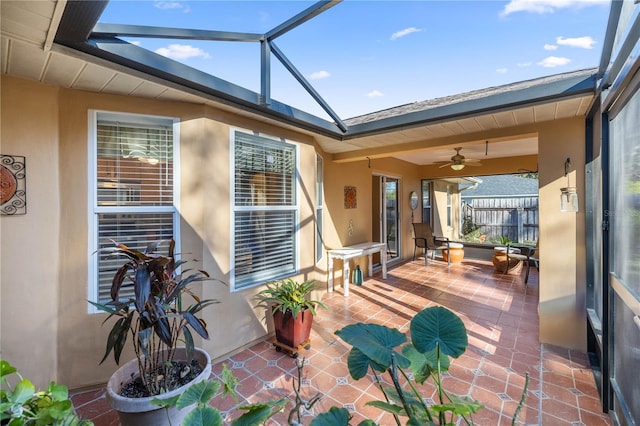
left=345, top=347, right=388, bottom=380
left=410, top=306, right=467, bottom=358
left=335, top=323, right=409, bottom=371
left=309, top=406, right=352, bottom=426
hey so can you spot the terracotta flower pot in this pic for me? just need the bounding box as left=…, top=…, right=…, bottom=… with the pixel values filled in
left=443, top=243, right=464, bottom=263
left=492, top=253, right=523, bottom=274
left=106, top=347, right=211, bottom=426
left=273, top=308, right=314, bottom=348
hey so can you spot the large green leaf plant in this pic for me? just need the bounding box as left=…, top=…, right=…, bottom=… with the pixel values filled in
left=150, top=364, right=286, bottom=426
left=0, top=360, right=93, bottom=426
left=255, top=278, right=327, bottom=318
left=89, top=239, right=221, bottom=396
left=335, top=306, right=484, bottom=425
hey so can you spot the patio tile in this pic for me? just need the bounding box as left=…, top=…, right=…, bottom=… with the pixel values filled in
left=71, top=258, right=611, bottom=425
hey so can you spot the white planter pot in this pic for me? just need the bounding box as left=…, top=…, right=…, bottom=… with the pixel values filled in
left=106, top=347, right=212, bottom=426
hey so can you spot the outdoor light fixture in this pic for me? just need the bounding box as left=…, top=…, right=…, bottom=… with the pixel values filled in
left=560, top=157, right=579, bottom=212
left=451, top=163, right=465, bottom=171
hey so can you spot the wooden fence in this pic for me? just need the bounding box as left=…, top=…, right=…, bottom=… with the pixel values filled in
left=462, top=197, right=539, bottom=243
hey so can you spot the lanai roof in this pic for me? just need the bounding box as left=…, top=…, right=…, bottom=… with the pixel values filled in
left=0, top=1, right=619, bottom=166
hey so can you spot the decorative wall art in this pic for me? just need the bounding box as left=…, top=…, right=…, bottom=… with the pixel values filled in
left=1, top=154, right=26, bottom=215
left=344, top=186, right=357, bottom=209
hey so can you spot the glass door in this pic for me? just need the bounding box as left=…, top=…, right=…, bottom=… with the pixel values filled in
left=372, top=175, right=399, bottom=261
left=607, top=82, right=640, bottom=425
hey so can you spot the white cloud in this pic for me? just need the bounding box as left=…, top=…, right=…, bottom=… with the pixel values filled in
left=544, top=44, right=558, bottom=51
left=517, top=62, right=533, bottom=67
left=154, top=1, right=190, bottom=13
left=537, top=56, right=571, bottom=68
left=155, top=44, right=210, bottom=60
left=556, top=36, right=596, bottom=49
left=131, top=41, right=142, bottom=46
left=309, top=70, right=331, bottom=80
left=391, top=27, right=422, bottom=41
left=496, top=67, right=508, bottom=74
left=154, top=2, right=181, bottom=10
left=367, top=90, right=384, bottom=98
left=500, top=0, right=608, bottom=16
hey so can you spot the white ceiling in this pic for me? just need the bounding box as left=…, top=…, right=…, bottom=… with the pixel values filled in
left=0, top=1, right=594, bottom=166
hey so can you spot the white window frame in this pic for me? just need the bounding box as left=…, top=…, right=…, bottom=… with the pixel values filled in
left=315, top=153, right=324, bottom=264
left=87, top=110, right=180, bottom=313
left=230, top=129, right=299, bottom=291
left=446, top=184, right=453, bottom=228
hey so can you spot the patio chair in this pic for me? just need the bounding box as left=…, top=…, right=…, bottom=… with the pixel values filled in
left=505, top=241, right=539, bottom=284
left=412, top=223, right=450, bottom=266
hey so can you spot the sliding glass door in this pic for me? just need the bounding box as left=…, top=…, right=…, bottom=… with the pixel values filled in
left=372, top=175, right=399, bottom=261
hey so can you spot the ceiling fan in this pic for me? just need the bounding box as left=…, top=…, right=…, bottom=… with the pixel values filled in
left=437, top=147, right=482, bottom=170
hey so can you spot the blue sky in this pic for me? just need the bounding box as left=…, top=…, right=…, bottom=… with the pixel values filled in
left=99, top=0, right=610, bottom=119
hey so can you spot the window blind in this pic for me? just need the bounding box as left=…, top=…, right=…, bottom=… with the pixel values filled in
left=93, top=114, right=176, bottom=305
left=96, top=122, right=173, bottom=207
left=233, top=132, right=297, bottom=288
left=315, top=154, right=324, bottom=263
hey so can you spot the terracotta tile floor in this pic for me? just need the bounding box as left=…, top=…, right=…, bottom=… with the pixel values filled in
left=72, top=257, right=611, bottom=425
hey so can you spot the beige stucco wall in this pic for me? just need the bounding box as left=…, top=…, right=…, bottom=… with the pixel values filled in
left=1, top=75, right=325, bottom=389
left=0, top=76, right=61, bottom=389
left=538, top=117, right=587, bottom=350
left=322, top=156, right=423, bottom=282
left=0, top=74, right=589, bottom=391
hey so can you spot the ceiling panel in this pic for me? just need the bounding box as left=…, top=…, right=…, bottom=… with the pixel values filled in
left=556, top=96, right=590, bottom=117
left=6, top=40, right=47, bottom=81
left=72, top=63, right=115, bottom=91
left=492, top=110, right=518, bottom=128
left=102, top=73, right=145, bottom=95
left=43, top=52, right=85, bottom=88
left=512, top=107, right=535, bottom=125
left=455, top=117, right=484, bottom=134
left=130, top=81, right=170, bottom=99
left=0, top=2, right=51, bottom=43
left=533, top=104, right=558, bottom=122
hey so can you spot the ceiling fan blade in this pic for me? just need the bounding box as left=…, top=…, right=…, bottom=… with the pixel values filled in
left=438, top=163, right=453, bottom=168
left=465, top=162, right=482, bottom=166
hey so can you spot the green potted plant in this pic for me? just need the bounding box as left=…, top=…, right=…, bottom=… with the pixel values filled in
left=150, top=364, right=287, bottom=425
left=90, top=239, right=220, bottom=426
left=335, top=306, right=484, bottom=425
left=255, top=278, right=327, bottom=353
left=1, top=359, right=93, bottom=426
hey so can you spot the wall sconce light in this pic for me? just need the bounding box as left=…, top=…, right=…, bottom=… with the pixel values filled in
left=560, top=157, right=579, bottom=212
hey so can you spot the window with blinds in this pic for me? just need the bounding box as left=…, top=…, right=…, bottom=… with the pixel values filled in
left=315, top=154, right=324, bottom=264
left=90, top=112, right=178, bottom=306
left=233, top=131, right=297, bottom=289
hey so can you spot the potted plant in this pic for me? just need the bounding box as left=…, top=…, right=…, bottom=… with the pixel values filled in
left=1, top=359, right=93, bottom=425
left=255, top=278, right=327, bottom=352
left=90, top=239, right=220, bottom=426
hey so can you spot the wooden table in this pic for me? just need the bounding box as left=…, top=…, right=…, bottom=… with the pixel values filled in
left=327, top=242, right=387, bottom=296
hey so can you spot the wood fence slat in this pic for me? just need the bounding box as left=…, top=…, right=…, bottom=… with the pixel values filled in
left=463, top=197, right=539, bottom=243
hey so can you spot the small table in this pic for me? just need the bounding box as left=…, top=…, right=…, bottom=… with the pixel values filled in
left=327, top=242, right=387, bottom=296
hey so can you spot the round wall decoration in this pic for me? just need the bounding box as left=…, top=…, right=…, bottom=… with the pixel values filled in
left=1, top=154, right=26, bottom=215
left=0, top=164, right=17, bottom=205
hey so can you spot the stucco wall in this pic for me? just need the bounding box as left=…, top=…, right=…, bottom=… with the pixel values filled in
left=1, top=76, right=61, bottom=389
left=538, top=118, right=587, bottom=350
left=0, top=74, right=590, bottom=392
left=1, top=75, right=326, bottom=389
